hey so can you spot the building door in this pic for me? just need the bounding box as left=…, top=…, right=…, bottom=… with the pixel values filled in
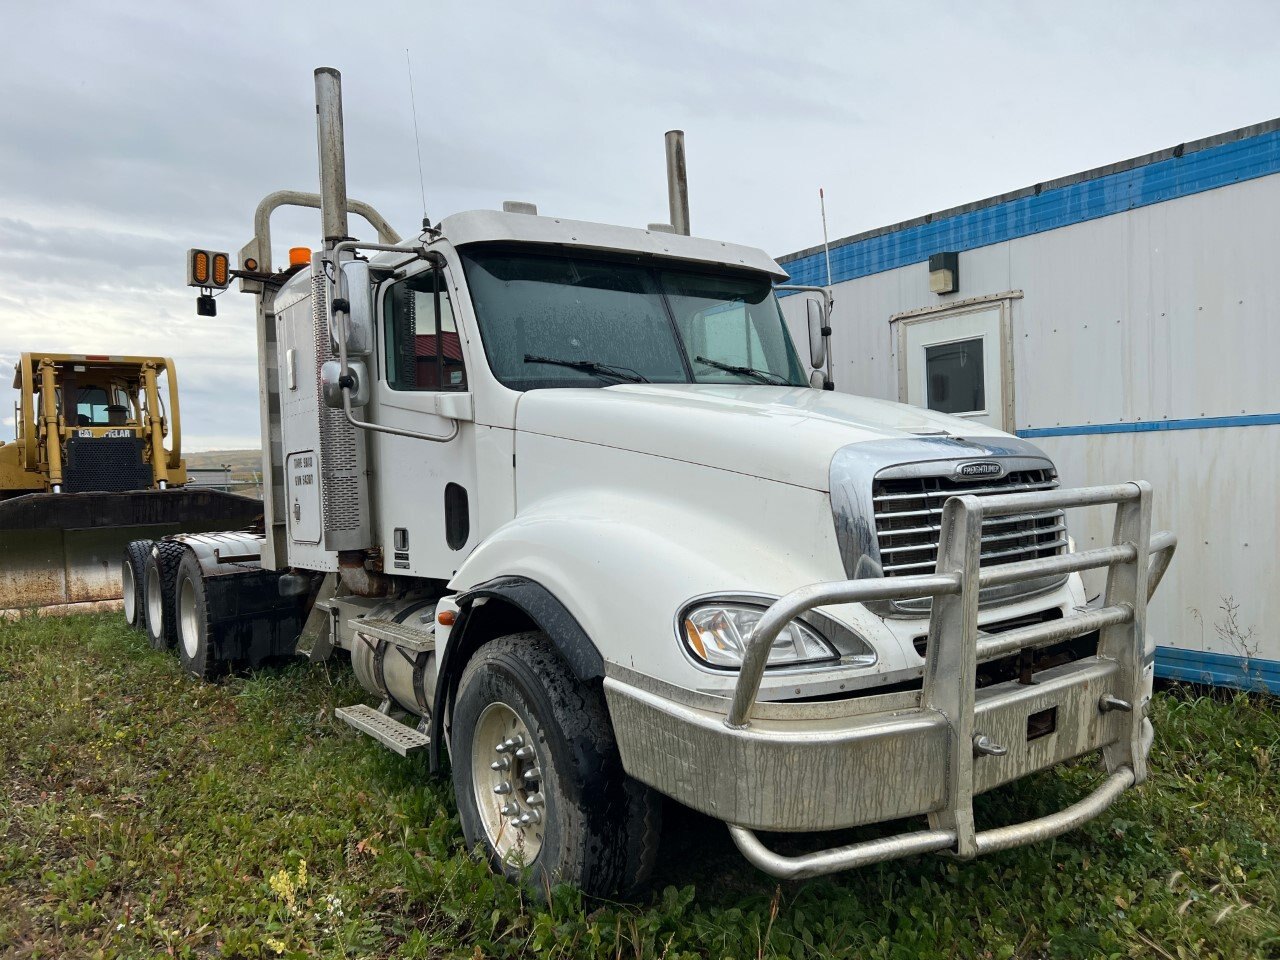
left=895, top=300, right=1013, bottom=431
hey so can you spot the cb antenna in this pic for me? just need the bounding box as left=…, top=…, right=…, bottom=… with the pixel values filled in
left=404, top=50, right=430, bottom=232
left=819, top=187, right=833, bottom=288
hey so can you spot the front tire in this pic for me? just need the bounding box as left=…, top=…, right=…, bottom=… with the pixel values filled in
left=450, top=633, right=660, bottom=897
left=143, top=540, right=187, bottom=652
left=173, top=551, right=226, bottom=681
left=121, top=539, right=153, bottom=630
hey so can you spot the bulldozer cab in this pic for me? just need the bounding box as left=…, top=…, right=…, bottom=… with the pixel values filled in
left=6, top=353, right=187, bottom=495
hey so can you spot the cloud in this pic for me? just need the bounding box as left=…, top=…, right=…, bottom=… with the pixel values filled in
left=2, top=0, right=1279, bottom=448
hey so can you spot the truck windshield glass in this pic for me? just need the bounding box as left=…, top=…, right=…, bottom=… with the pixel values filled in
left=461, top=249, right=806, bottom=390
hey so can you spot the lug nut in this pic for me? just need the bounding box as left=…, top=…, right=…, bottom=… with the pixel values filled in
left=525, top=791, right=544, bottom=807
left=495, top=734, right=524, bottom=754
left=490, top=757, right=510, bottom=771
left=493, top=781, right=512, bottom=795
left=522, top=766, right=541, bottom=783
left=517, top=809, right=542, bottom=826
left=500, top=801, right=520, bottom=817
left=514, top=744, right=536, bottom=760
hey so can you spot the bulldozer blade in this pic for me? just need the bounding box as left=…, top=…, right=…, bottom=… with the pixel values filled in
left=0, top=489, right=262, bottom=612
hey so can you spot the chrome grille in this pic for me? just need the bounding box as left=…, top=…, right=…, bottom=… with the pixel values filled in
left=873, top=469, right=1065, bottom=575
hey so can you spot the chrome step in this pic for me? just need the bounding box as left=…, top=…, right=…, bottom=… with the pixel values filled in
left=335, top=704, right=430, bottom=757
left=348, top=616, right=436, bottom=654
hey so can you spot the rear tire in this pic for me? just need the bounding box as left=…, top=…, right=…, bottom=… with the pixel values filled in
left=450, top=633, right=661, bottom=898
left=121, top=539, right=153, bottom=630
left=143, top=540, right=187, bottom=652
left=173, top=551, right=225, bottom=681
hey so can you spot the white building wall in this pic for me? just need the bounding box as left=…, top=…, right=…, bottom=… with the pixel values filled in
left=781, top=172, right=1280, bottom=680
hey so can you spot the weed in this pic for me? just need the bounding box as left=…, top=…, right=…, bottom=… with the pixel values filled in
left=0, top=614, right=1277, bottom=958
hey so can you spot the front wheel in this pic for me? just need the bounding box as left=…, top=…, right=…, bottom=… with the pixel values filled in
left=450, top=633, right=660, bottom=897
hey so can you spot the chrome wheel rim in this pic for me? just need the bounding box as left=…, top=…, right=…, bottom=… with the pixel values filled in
left=178, top=576, right=199, bottom=659
left=471, top=701, right=544, bottom=864
left=122, top=561, right=136, bottom=623
left=145, top=564, right=163, bottom=637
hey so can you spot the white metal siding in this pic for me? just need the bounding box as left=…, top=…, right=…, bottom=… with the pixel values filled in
left=782, top=172, right=1280, bottom=672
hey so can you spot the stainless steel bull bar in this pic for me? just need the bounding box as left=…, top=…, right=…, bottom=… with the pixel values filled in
left=726, top=482, right=1177, bottom=878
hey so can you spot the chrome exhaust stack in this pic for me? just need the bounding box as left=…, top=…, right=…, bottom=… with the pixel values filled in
left=665, top=129, right=690, bottom=236
left=314, top=67, right=350, bottom=249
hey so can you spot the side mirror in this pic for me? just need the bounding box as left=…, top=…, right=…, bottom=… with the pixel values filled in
left=320, top=359, right=370, bottom=408
left=806, top=297, right=827, bottom=369
left=806, top=296, right=832, bottom=389
left=331, top=260, right=374, bottom=357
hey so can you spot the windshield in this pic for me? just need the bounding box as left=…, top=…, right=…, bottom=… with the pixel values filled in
left=460, top=247, right=807, bottom=390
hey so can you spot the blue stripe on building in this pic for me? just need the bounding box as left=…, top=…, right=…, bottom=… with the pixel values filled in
left=1156, top=646, right=1279, bottom=694
left=1017, top=412, right=1280, bottom=438
left=779, top=127, right=1280, bottom=288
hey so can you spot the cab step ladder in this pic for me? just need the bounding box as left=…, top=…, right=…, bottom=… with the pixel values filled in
left=335, top=702, right=431, bottom=757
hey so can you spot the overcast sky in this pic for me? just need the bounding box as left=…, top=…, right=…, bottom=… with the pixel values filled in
left=2, top=1, right=1278, bottom=449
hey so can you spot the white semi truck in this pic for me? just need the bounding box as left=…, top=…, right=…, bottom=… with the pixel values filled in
left=128, top=68, right=1178, bottom=895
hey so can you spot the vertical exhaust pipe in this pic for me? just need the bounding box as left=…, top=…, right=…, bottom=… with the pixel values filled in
left=314, top=67, right=350, bottom=248
left=665, top=129, right=690, bottom=236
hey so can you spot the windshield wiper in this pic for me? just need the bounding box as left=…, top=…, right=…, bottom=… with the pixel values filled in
left=524, top=354, right=649, bottom=384
left=694, top=356, right=790, bottom=386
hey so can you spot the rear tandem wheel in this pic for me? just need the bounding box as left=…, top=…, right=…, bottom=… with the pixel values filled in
left=121, top=539, right=154, bottom=630
left=143, top=540, right=187, bottom=652
left=173, top=550, right=229, bottom=680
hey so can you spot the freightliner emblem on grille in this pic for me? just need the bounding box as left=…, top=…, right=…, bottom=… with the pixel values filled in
left=954, top=460, right=1005, bottom=480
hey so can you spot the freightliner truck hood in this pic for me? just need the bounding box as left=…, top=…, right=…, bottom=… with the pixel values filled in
left=515, top=384, right=1015, bottom=491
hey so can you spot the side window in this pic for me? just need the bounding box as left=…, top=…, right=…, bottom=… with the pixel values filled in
left=384, top=269, right=468, bottom=392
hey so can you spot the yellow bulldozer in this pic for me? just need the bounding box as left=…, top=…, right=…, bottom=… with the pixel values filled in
left=0, top=352, right=261, bottom=613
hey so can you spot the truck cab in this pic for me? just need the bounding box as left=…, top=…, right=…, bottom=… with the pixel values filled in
left=144, top=67, right=1177, bottom=897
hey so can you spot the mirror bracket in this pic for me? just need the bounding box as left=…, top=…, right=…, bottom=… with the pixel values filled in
left=777, top=284, right=836, bottom=391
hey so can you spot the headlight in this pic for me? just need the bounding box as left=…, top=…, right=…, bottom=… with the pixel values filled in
left=681, top=603, right=840, bottom=669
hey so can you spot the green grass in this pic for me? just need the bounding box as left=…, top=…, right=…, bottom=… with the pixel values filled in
left=0, top=614, right=1277, bottom=959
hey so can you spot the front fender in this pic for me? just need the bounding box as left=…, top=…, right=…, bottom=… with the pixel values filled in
left=447, top=486, right=860, bottom=687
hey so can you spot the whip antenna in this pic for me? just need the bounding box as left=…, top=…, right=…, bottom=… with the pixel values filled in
left=404, top=48, right=430, bottom=229
left=819, top=187, right=833, bottom=288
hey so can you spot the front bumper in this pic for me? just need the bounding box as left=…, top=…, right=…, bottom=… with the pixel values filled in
left=604, top=482, right=1176, bottom=878
left=606, top=656, right=1148, bottom=834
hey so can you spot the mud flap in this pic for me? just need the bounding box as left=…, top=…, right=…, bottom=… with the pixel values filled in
left=0, top=489, right=262, bottom=612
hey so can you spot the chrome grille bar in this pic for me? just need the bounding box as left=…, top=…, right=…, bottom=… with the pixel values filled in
left=875, top=510, right=1066, bottom=540
left=882, top=538, right=1070, bottom=574
left=880, top=522, right=1067, bottom=555
left=872, top=479, right=1059, bottom=503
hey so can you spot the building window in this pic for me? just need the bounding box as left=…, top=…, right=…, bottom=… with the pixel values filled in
left=925, top=337, right=985, bottom=414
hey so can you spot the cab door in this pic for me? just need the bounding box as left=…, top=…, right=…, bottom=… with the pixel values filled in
left=895, top=301, right=1013, bottom=431
left=370, top=262, right=478, bottom=578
